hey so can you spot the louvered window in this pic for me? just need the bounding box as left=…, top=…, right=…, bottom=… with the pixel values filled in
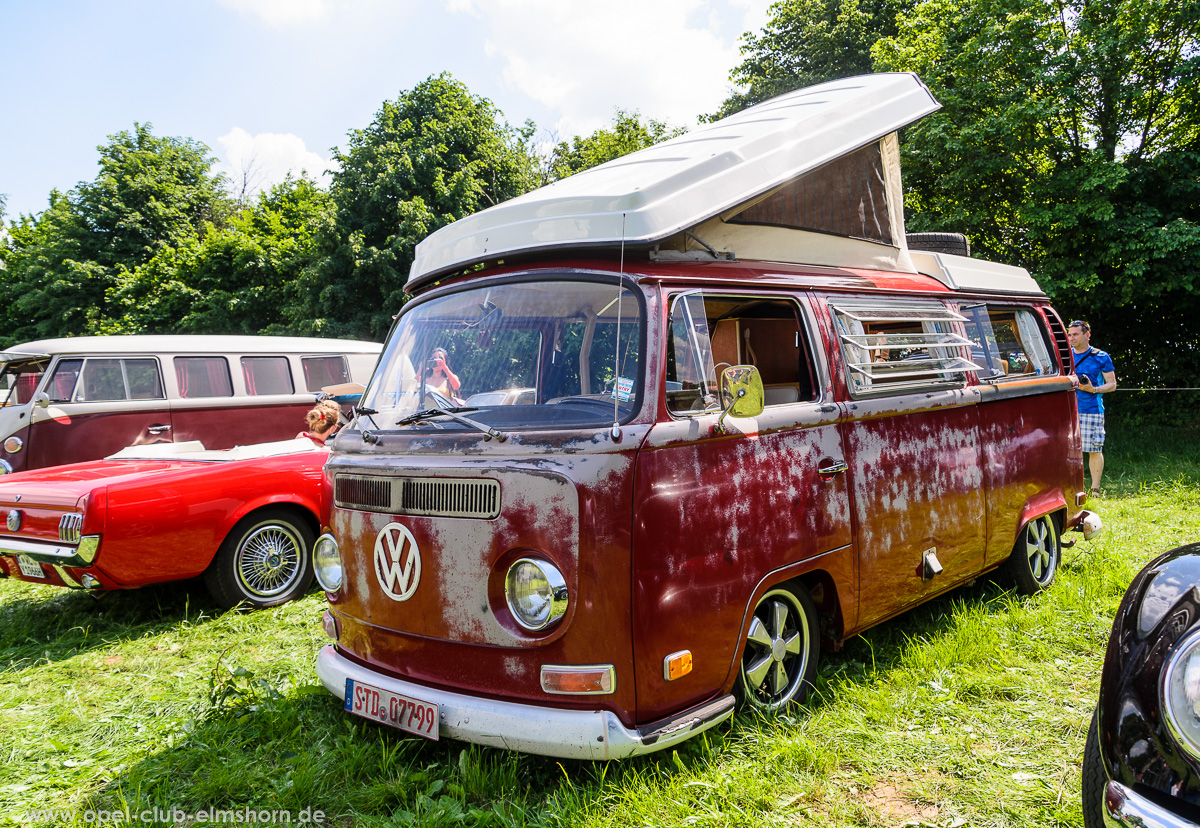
left=832, top=303, right=983, bottom=394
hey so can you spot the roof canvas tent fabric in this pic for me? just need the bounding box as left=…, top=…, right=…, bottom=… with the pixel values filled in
left=407, top=73, right=941, bottom=292
left=679, top=131, right=912, bottom=272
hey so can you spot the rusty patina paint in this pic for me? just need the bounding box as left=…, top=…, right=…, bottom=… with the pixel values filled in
left=325, top=261, right=1088, bottom=737
left=327, top=433, right=645, bottom=724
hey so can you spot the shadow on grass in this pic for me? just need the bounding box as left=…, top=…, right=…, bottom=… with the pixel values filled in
left=89, top=674, right=593, bottom=827
left=0, top=578, right=222, bottom=670
left=76, top=575, right=1042, bottom=826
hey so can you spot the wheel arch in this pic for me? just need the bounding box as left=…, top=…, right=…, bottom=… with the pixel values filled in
left=1014, top=489, right=1068, bottom=546
left=214, top=496, right=322, bottom=557
left=719, top=556, right=849, bottom=697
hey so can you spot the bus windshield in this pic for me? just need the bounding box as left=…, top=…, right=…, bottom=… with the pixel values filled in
left=359, top=280, right=643, bottom=432
left=0, top=358, right=49, bottom=407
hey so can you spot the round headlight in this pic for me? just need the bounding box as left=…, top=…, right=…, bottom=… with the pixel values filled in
left=3, top=436, right=23, bottom=454
left=505, top=558, right=568, bottom=631
left=1162, top=627, right=1200, bottom=759
left=313, top=533, right=343, bottom=592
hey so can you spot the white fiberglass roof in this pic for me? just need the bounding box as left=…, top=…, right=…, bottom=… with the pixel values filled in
left=408, top=72, right=941, bottom=291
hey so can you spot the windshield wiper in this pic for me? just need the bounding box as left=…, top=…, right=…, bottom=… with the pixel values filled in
left=397, top=407, right=509, bottom=442
left=352, top=404, right=381, bottom=430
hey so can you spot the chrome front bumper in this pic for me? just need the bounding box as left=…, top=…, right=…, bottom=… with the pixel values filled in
left=316, top=644, right=734, bottom=760
left=1103, top=780, right=1199, bottom=828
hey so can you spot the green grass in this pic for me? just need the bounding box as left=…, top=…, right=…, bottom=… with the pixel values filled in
left=2, top=421, right=1199, bottom=828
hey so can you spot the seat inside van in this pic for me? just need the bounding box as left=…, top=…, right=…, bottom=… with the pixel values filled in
left=709, top=299, right=814, bottom=405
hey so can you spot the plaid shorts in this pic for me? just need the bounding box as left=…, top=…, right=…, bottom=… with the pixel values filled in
left=1080, top=412, right=1106, bottom=453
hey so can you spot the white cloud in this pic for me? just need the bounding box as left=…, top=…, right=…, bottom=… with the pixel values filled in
left=446, top=0, right=773, bottom=139
left=216, top=128, right=334, bottom=200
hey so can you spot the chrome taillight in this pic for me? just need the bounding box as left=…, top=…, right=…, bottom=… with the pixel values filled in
left=59, top=513, right=83, bottom=543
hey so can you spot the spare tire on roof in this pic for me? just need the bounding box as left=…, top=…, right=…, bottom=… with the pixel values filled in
left=906, top=232, right=971, bottom=257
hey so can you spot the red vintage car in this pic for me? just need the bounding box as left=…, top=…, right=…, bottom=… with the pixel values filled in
left=0, top=438, right=328, bottom=609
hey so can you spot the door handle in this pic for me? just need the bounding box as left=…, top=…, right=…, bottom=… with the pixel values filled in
left=817, top=459, right=848, bottom=480
left=147, top=424, right=172, bottom=435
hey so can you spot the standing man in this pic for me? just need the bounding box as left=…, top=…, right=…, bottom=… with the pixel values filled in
left=1067, top=320, right=1117, bottom=496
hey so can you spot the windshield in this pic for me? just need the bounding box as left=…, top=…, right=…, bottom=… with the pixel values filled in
left=0, top=358, right=49, bottom=407
left=360, top=279, right=644, bottom=431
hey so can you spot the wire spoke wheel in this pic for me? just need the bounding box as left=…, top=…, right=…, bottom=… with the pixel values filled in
left=737, top=585, right=818, bottom=713
left=236, top=524, right=302, bottom=597
left=205, top=508, right=315, bottom=610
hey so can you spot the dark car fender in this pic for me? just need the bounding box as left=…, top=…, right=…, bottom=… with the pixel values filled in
left=1097, top=542, right=1200, bottom=815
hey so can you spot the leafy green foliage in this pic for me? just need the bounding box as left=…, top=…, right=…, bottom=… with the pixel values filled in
left=872, top=0, right=1200, bottom=388
left=0, top=124, right=231, bottom=346
left=710, top=0, right=913, bottom=119
left=547, top=110, right=685, bottom=179
left=2, top=418, right=1197, bottom=826
left=102, top=177, right=331, bottom=335
left=280, top=73, right=541, bottom=341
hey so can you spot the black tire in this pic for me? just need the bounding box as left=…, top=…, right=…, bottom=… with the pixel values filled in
left=906, top=232, right=971, bottom=257
left=735, top=584, right=820, bottom=712
left=1082, top=709, right=1107, bottom=828
left=204, top=507, right=315, bottom=610
left=1004, top=514, right=1060, bottom=595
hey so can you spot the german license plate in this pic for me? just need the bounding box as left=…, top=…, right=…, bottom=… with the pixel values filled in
left=16, top=555, right=44, bottom=579
left=345, top=678, right=439, bottom=740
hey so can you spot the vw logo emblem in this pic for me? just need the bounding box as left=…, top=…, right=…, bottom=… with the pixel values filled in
left=6, top=510, right=21, bottom=531
left=373, top=522, right=421, bottom=602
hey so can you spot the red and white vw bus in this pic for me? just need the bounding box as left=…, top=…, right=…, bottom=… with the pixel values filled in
left=313, top=73, right=1101, bottom=759
left=0, top=335, right=380, bottom=473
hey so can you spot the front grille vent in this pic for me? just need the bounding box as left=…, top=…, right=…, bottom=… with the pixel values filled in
left=336, top=475, right=501, bottom=519
left=59, top=513, right=83, bottom=543
left=336, top=475, right=391, bottom=510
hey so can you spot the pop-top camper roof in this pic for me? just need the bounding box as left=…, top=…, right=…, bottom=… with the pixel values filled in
left=407, top=72, right=1043, bottom=296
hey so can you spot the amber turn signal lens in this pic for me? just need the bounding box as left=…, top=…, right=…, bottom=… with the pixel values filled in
left=664, top=650, right=693, bottom=681
left=540, top=664, right=615, bottom=695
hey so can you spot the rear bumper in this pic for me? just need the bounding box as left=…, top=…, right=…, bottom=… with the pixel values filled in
left=0, top=534, right=99, bottom=567
left=316, top=644, right=734, bottom=760
left=1102, top=780, right=1198, bottom=828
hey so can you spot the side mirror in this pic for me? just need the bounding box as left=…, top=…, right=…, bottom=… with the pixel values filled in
left=713, top=365, right=764, bottom=434
left=32, top=391, right=50, bottom=409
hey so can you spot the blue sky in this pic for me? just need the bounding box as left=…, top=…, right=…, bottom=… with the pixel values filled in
left=1, top=0, right=770, bottom=219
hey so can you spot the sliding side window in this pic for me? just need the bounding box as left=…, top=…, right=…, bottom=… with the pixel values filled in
left=832, top=302, right=981, bottom=396
left=961, top=305, right=1055, bottom=379
left=666, top=293, right=817, bottom=415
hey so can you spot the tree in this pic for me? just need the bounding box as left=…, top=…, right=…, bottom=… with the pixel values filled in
left=872, top=0, right=1200, bottom=389
left=711, top=0, right=913, bottom=119
left=0, top=124, right=231, bottom=345
left=103, top=176, right=331, bottom=335
left=547, top=110, right=686, bottom=179
left=280, top=74, right=541, bottom=340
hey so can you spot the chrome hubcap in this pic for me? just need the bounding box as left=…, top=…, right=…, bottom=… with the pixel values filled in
left=236, top=525, right=301, bottom=597
left=743, top=592, right=808, bottom=709
left=1026, top=517, right=1055, bottom=582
